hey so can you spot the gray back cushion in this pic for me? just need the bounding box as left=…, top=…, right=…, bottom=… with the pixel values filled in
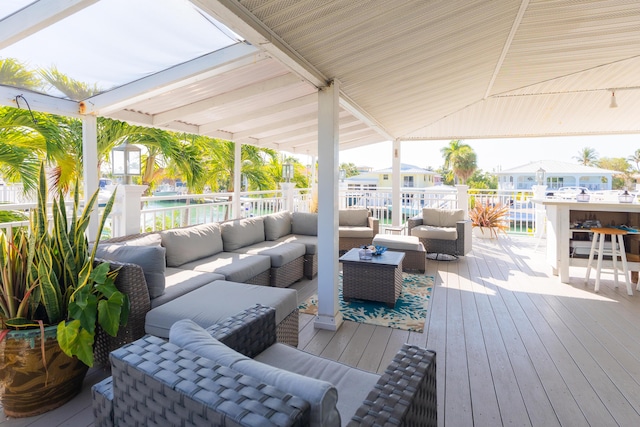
left=423, top=208, right=464, bottom=227
left=95, top=244, right=166, bottom=298
left=264, top=211, right=292, bottom=241
left=221, top=217, right=265, bottom=251
left=160, top=223, right=223, bottom=267
left=339, top=209, right=369, bottom=226
left=291, top=212, right=318, bottom=236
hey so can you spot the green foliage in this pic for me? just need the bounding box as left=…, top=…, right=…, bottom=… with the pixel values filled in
left=468, top=200, right=510, bottom=238
left=466, top=170, right=498, bottom=189
left=597, top=157, right=632, bottom=189
left=0, top=163, right=128, bottom=367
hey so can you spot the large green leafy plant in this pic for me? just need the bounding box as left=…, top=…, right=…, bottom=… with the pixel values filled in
left=0, top=164, right=128, bottom=366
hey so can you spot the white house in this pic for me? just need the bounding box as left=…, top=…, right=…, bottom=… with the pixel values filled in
left=496, top=160, right=616, bottom=191
left=343, top=163, right=440, bottom=190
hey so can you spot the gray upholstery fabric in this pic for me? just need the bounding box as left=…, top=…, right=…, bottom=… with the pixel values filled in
left=169, top=319, right=339, bottom=427
left=255, top=343, right=379, bottom=427
left=160, top=223, right=223, bottom=267
left=411, top=224, right=458, bottom=241
left=95, top=244, right=166, bottom=299
left=373, top=234, right=423, bottom=251
left=145, top=280, right=297, bottom=337
left=221, top=217, right=266, bottom=252
left=263, top=211, right=292, bottom=241
left=151, top=268, right=224, bottom=308
left=169, top=319, right=250, bottom=367
left=276, top=234, right=317, bottom=255
left=338, top=226, right=374, bottom=238
left=120, top=233, right=162, bottom=246
left=232, top=241, right=305, bottom=267
left=422, top=207, right=465, bottom=227
left=291, top=212, right=318, bottom=236
left=339, top=209, right=369, bottom=226
left=180, top=252, right=271, bottom=283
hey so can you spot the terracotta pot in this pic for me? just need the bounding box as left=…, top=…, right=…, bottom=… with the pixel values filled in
left=0, top=325, right=88, bottom=418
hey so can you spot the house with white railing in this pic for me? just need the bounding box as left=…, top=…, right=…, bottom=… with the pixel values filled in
left=496, top=160, right=616, bottom=191
left=343, top=163, right=440, bottom=190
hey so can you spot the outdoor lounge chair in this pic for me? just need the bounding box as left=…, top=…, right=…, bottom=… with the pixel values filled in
left=408, top=207, right=472, bottom=258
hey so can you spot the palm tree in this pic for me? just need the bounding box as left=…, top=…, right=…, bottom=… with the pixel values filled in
left=628, top=148, right=640, bottom=172
left=0, top=58, right=41, bottom=90
left=574, top=147, right=598, bottom=166
left=441, top=140, right=477, bottom=184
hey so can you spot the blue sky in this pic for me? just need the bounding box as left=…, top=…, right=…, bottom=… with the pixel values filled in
left=335, top=134, right=639, bottom=173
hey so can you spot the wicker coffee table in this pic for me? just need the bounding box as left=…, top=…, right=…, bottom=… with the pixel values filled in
left=339, top=248, right=405, bottom=307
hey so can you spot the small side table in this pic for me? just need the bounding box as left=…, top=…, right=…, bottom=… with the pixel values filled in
left=385, top=225, right=405, bottom=235
left=339, top=249, right=404, bottom=307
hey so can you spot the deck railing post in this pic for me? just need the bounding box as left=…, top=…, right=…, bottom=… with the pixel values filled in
left=456, top=185, right=469, bottom=219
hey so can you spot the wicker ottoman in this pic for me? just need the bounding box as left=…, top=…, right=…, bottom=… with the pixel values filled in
left=373, top=234, right=426, bottom=273
left=339, top=249, right=404, bottom=307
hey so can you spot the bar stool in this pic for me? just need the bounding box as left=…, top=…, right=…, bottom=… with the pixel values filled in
left=585, top=227, right=632, bottom=295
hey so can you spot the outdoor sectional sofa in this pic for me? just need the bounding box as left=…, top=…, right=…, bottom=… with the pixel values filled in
left=92, top=211, right=318, bottom=365
left=93, top=304, right=437, bottom=427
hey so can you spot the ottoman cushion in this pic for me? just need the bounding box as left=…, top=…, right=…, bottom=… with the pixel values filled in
left=151, top=268, right=224, bottom=308
left=373, top=234, right=423, bottom=251
left=338, top=226, right=374, bottom=238
left=179, top=252, right=271, bottom=283
left=145, top=280, right=298, bottom=338
left=232, top=241, right=305, bottom=267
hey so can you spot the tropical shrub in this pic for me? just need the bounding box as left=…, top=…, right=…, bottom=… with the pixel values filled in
left=468, top=200, right=510, bottom=238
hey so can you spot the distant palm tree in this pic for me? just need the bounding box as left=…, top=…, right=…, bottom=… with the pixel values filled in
left=0, top=58, right=41, bottom=90
left=574, top=147, right=598, bottom=166
left=441, top=140, right=477, bottom=184
left=628, top=148, right=640, bottom=172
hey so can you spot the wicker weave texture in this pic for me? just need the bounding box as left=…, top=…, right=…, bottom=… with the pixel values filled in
left=244, top=269, right=271, bottom=286
left=270, top=256, right=304, bottom=287
left=407, top=216, right=472, bottom=257
left=303, top=253, right=318, bottom=279
left=349, top=344, right=437, bottom=426
left=206, top=305, right=277, bottom=358
left=93, top=259, right=151, bottom=367
left=92, top=377, right=114, bottom=427
left=342, top=257, right=403, bottom=307
left=109, top=335, right=310, bottom=427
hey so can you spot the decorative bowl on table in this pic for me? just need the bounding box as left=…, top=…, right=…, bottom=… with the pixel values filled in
left=359, top=245, right=387, bottom=259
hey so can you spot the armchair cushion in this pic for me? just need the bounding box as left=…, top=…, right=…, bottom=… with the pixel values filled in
left=339, top=209, right=369, bottom=226
left=263, top=211, right=292, bottom=240
left=221, top=217, right=265, bottom=251
left=411, top=225, right=458, bottom=241
left=169, top=319, right=340, bottom=427
left=338, top=226, right=374, bottom=238
left=95, top=244, right=166, bottom=298
left=160, top=222, right=223, bottom=267
left=291, top=212, right=318, bottom=236
left=423, top=207, right=464, bottom=227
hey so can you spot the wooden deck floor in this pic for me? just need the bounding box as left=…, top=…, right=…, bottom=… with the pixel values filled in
left=3, top=235, right=640, bottom=426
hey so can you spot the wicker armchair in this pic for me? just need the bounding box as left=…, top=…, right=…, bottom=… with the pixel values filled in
left=93, top=305, right=437, bottom=427
left=407, top=207, right=472, bottom=258
left=339, top=208, right=380, bottom=252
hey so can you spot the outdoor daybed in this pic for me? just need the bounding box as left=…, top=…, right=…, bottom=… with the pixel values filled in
left=93, top=305, right=437, bottom=427
left=92, top=211, right=318, bottom=365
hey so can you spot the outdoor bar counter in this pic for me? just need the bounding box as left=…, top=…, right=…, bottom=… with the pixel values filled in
left=537, top=199, right=640, bottom=284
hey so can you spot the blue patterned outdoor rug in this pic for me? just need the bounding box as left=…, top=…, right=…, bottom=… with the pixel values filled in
left=298, top=273, right=433, bottom=332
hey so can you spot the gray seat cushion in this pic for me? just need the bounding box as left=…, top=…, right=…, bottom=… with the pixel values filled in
left=276, top=234, right=318, bottom=255
left=179, top=252, right=271, bottom=283
left=146, top=280, right=298, bottom=337
left=411, top=224, right=458, bottom=240
left=151, top=268, right=224, bottom=308
left=372, top=234, right=423, bottom=251
left=338, top=226, right=374, bottom=238
left=232, top=241, right=305, bottom=267
left=255, top=343, right=380, bottom=427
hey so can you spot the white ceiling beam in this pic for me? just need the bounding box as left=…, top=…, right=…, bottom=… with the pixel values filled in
left=231, top=111, right=319, bottom=140
left=483, top=0, right=529, bottom=99
left=251, top=115, right=360, bottom=145
left=84, top=43, right=262, bottom=114
left=152, top=73, right=302, bottom=126
left=191, top=0, right=327, bottom=88
left=0, top=85, right=81, bottom=117
left=339, top=92, right=395, bottom=141
left=199, top=92, right=317, bottom=134
left=0, top=0, right=97, bottom=50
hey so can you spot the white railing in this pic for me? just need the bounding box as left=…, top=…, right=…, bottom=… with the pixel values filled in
left=468, top=189, right=536, bottom=235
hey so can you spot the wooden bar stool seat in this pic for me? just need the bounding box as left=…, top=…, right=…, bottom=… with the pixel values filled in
left=585, top=227, right=632, bottom=295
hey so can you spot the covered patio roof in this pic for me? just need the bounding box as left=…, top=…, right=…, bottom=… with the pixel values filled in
left=2, top=0, right=640, bottom=154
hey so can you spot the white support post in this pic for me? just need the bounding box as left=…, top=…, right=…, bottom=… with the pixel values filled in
left=456, top=185, right=469, bottom=218
left=82, top=116, right=99, bottom=241
left=280, top=182, right=294, bottom=211
left=315, top=80, right=343, bottom=331
left=115, top=184, right=148, bottom=237
left=532, top=185, right=547, bottom=238
left=391, top=139, right=402, bottom=227
left=233, top=141, right=242, bottom=219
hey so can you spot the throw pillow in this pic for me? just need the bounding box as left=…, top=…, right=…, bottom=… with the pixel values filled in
left=95, top=244, right=166, bottom=298
left=264, top=211, right=292, bottom=240
left=160, top=223, right=223, bottom=267
left=291, top=212, right=318, bottom=236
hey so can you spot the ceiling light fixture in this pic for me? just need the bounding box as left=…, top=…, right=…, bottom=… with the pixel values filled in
left=610, top=91, right=618, bottom=108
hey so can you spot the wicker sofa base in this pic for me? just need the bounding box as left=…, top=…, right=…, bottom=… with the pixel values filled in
left=304, top=253, right=318, bottom=279
left=339, top=236, right=373, bottom=253
left=244, top=269, right=271, bottom=286
left=276, top=309, right=299, bottom=347
left=271, top=256, right=304, bottom=287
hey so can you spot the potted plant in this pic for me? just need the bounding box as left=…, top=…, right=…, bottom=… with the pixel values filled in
left=0, top=164, right=128, bottom=417
left=468, top=200, right=510, bottom=239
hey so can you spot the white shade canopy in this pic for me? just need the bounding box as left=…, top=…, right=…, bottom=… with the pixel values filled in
left=2, top=0, right=640, bottom=154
